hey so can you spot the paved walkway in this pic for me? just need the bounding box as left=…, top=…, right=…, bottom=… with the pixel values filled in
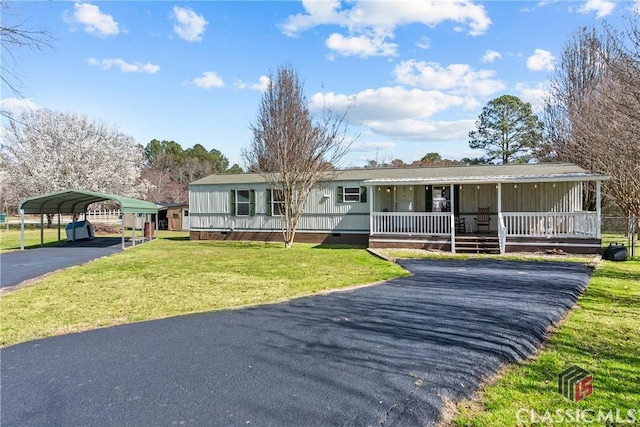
left=0, top=238, right=129, bottom=288
left=0, top=259, right=592, bottom=426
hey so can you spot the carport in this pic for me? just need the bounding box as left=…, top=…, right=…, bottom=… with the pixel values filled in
left=19, top=190, right=159, bottom=250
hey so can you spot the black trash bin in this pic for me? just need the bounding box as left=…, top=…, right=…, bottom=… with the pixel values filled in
left=604, top=243, right=628, bottom=261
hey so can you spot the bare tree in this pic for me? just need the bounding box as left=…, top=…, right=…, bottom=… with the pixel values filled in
left=242, top=65, right=353, bottom=248
left=540, top=22, right=640, bottom=236
left=1, top=110, right=146, bottom=216
left=1, top=1, right=54, bottom=118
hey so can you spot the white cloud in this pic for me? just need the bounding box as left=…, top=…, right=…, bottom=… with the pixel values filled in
left=235, top=75, right=271, bottom=92
left=526, top=49, right=555, bottom=71
left=393, top=60, right=505, bottom=96
left=326, top=33, right=397, bottom=57
left=366, top=119, right=476, bottom=141
left=63, top=2, right=120, bottom=37
left=283, top=0, right=491, bottom=36
left=515, top=83, right=548, bottom=112
left=578, top=0, right=615, bottom=17
left=88, top=58, right=160, bottom=74
left=0, top=98, right=42, bottom=117
left=172, top=6, right=208, bottom=42
left=634, top=0, right=640, bottom=14
left=416, top=36, right=431, bottom=50
left=351, top=141, right=396, bottom=152
left=311, top=86, right=473, bottom=123
left=192, top=71, right=224, bottom=89
left=482, top=50, right=501, bottom=63
left=281, top=0, right=491, bottom=57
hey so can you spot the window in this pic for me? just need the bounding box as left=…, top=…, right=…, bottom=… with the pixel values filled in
left=272, top=190, right=285, bottom=216
left=337, top=186, right=367, bottom=203
left=266, top=189, right=286, bottom=216
left=236, top=190, right=251, bottom=216
left=172, top=214, right=179, bottom=219
left=231, top=189, right=255, bottom=216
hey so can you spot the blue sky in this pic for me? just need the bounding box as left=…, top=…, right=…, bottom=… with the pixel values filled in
left=2, top=0, right=637, bottom=168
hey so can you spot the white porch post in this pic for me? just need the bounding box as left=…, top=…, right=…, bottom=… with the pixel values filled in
left=596, top=180, right=602, bottom=239
left=369, top=185, right=374, bottom=236
left=450, top=183, right=456, bottom=253
left=497, top=183, right=502, bottom=214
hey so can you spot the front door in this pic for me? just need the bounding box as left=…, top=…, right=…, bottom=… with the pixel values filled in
left=395, top=187, right=414, bottom=212
left=182, top=208, right=189, bottom=230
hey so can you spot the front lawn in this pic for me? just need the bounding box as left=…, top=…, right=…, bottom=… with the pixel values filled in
left=0, top=240, right=408, bottom=346
left=452, top=259, right=640, bottom=426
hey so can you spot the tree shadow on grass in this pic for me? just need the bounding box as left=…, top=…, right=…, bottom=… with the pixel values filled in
left=160, top=236, right=190, bottom=241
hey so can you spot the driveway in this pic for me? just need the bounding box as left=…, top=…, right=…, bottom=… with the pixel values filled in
left=0, top=259, right=592, bottom=426
left=1, top=238, right=130, bottom=289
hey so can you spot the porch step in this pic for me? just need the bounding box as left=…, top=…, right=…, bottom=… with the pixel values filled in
left=455, top=235, right=500, bottom=254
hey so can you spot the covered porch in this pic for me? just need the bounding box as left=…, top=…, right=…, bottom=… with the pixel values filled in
left=366, top=177, right=605, bottom=254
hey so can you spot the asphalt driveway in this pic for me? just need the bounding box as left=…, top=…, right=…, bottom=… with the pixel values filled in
left=1, top=238, right=131, bottom=289
left=0, top=259, right=592, bottom=426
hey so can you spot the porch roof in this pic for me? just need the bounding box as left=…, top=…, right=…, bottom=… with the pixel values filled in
left=363, top=172, right=608, bottom=185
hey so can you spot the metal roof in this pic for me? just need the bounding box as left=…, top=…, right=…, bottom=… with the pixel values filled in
left=190, top=163, right=608, bottom=186
left=19, top=190, right=159, bottom=215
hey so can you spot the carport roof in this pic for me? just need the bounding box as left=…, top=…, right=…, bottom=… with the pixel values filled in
left=19, top=190, right=158, bottom=215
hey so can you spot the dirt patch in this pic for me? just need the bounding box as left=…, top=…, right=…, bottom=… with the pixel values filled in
left=92, top=223, right=121, bottom=235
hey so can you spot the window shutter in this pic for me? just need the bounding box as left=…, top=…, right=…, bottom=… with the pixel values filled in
left=249, top=190, right=256, bottom=216
left=360, top=186, right=367, bottom=203
left=453, top=185, right=460, bottom=215
left=337, top=186, right=344, bottom=203
left=266, top=189, right=272, bottom=216
left=230, top=190, right=236, bottom=216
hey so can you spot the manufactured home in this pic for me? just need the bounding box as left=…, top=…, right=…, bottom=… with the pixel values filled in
left=189, top=163, right=608, bottom=254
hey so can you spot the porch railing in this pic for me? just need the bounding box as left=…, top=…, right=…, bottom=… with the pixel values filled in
left=502, top=212, right=598, bottom=238
left=371, top=212, right=451, bottom=235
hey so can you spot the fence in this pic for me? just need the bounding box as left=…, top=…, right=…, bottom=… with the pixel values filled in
left=86, top=209, right=122, bottom=223
left=601, top=215, right=638, bottom=258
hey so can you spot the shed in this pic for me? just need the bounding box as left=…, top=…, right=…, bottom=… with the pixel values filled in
left=19, top=190, right=158, bottom=250
left=157, top=203, right=189, bottom=231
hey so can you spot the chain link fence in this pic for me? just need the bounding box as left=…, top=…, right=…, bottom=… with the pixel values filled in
left=602, top=215, right=638, bottom=258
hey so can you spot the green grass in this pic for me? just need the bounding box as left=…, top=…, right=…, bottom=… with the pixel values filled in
left=0, top=240, right=409, bottom=347
left=452, top=259, right=640, bottom=426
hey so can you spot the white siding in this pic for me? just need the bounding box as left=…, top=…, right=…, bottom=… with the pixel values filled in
left=190, top=181, right=369, bottom=232
left=190, top=180, right=585, bottom=233
left=457, top=182, right=582, bottom=213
